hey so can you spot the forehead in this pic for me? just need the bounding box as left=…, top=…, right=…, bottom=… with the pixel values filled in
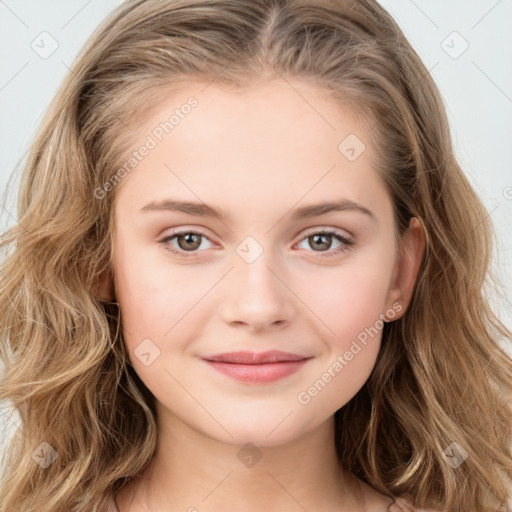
left=136, top=78, right=367, bottom=146
left=112, top=78, right=387, bottom=219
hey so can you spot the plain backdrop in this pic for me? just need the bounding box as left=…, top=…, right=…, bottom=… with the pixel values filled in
left=0, top=0, right=511, bottom=448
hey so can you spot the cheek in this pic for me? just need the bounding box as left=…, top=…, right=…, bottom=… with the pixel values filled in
left=294, top=270, right=388, bottom=413
left=113, top=255, right=197, bottom=390
left=113, top=242, right=200, bottom=336
left=302, top=258, right=392, bottom=341
left=293, top=256, right=393, bottom=404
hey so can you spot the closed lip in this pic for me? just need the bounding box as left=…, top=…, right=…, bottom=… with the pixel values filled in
left=202, top=350, right=311, bottom=364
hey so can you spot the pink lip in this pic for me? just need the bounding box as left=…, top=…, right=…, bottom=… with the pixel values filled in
left=202, top=351, right=312, bottom=384
left=203, top=350, right=309, bottom=364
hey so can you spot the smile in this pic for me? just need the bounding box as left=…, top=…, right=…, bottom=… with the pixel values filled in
left=202, top=350, right=313, bottom=384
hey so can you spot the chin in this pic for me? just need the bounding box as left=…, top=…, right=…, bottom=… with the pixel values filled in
left=204, top=413, right=313, bottom=449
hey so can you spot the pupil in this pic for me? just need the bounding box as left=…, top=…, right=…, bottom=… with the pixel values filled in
left=312, top=234, right=330, bottom=250
left=182, top=233, right=199, bottom=249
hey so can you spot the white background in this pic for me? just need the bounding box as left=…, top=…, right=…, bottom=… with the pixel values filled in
left=0, top=0, right=511, bottom=446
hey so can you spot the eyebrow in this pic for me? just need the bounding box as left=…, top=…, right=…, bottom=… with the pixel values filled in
left=140, top=198, right=377, bottom=223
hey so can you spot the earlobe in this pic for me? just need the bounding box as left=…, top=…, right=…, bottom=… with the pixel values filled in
left=385, top=217, right=426, bottom=320
left=91, top=266, right=116, bottom=302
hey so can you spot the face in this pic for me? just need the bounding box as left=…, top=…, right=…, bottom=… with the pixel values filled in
left=109, top=78, right=409, bottom=447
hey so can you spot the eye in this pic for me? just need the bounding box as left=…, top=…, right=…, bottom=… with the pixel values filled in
left=159, top=230, right=214, bottom=258
left=295, top=229, right=354, bottom=258
left=158, top=228, right=355, bottom=259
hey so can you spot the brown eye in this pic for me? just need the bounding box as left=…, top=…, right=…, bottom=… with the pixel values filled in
left=159, top=230, right=214, bottom=257
left=176, top=232, right=202, bottom=251
left=308, top=233, right=333, bottom=251
left=296, top=229, right=355, bottom=258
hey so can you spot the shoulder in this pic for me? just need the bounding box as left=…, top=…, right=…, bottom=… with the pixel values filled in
left=353, top=478, right=444, bottom=512
left=107, top=492, right=119, bottom=512
left=93, top=491, right=119, bottom=512
left=388, top=497, right=445, bottom=512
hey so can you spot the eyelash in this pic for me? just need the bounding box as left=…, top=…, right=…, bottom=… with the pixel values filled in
left=158, top=228, right=355, bottom=259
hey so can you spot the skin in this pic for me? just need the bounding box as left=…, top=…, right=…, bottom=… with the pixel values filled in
left=97, top=77, right=425, bottom=512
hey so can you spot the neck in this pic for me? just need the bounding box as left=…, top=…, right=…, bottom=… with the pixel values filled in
left=125, top=410, right=368, bottom=512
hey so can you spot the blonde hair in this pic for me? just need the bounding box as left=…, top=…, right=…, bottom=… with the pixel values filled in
left=1, top=0, right=511, bottom=510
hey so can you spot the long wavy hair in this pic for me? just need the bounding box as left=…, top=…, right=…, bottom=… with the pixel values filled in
left=0, top=0, right=511, bottom=510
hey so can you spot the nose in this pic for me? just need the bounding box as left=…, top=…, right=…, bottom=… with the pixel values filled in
left=219, top=252, right=296, bottom=332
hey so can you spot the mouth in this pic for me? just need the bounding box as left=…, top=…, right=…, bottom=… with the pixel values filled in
left=201, top=351, right=312, bottom=384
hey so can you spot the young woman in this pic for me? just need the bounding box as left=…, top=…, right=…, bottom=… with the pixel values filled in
left=0, top=1, right=510, bottom=511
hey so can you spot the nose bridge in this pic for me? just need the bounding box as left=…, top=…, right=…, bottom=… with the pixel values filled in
left=233, top=236, right=282, bottom=297
left=220, top=235, right=294, bottom=329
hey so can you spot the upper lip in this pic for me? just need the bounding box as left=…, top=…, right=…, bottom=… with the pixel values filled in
left=203, top=350, right=311, bottom=364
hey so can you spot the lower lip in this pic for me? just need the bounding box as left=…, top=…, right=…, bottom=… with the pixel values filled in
left=204, top=359, right=310, bottom=383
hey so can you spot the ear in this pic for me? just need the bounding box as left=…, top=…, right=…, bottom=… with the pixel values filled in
left=384, top=217, right=425, bottom=321
left=91, top=264, right=116, bottom=302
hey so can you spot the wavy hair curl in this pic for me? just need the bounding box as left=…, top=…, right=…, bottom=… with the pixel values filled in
left=0, top=1, right=511, bottom=510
